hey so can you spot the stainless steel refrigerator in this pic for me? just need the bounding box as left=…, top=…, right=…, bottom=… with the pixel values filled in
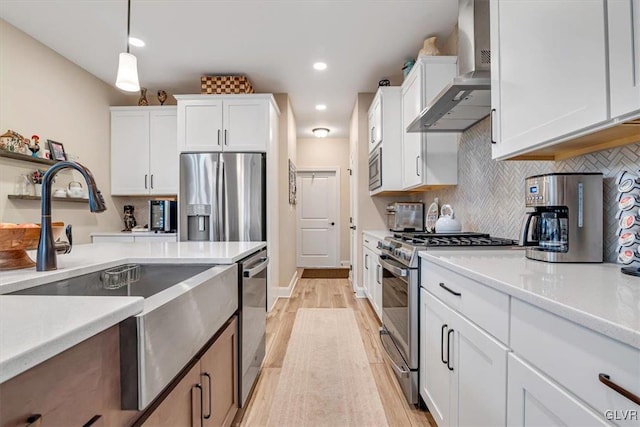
left=179, top=152, right=266, bottom=242
left=179, top=152, right=267, bottom=408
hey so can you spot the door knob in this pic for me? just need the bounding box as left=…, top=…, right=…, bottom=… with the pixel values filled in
left=330, top=222, right=335, bottom=226
left=350, top=226, right=356, bottom=230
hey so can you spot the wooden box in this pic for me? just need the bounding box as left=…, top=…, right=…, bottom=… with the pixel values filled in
left=200, top=76, right=255, bottom=94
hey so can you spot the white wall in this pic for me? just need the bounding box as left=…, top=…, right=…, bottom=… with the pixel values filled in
left=297, top=137, right=350, bottom=265
left=0, top=19, right=130, bottom=243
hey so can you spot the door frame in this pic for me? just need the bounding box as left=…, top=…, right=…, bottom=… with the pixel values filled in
left=296, top=167, right=341, bottom=268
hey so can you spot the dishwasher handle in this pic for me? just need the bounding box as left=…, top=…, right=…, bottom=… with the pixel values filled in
left=244, top=257, right=269, bottom=278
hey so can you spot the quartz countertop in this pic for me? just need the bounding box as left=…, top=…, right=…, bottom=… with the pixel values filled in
left=362, top=230, right=391, bottom=241
left=419, top=250, right=640, bottom=349
left=0, top=241, right=266, bottom=383
left=90, top=231, right=177, bottom=237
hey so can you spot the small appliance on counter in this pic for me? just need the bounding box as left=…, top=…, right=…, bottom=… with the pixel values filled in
left=520, top=172, right=603, bottom=263
left=122, top=205, right=137, bottom=232
left=386, top=202, right=424, bottom=232
left=434, top=204, right=462, bottom=233
left=149, top=200, right=177, bottom=232
left=616, top=168, right=640, bottom=276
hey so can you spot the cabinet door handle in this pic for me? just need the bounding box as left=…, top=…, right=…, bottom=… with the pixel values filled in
left=365, top=253, right=369, bottom=270
left=439, top=282, right=462, bottom=297
left=144, top=174, right=148, bottom=189
left=82, top=415, right=102, bottom=427
left=632, top=0, right=639, bottom=86
left=447, top=329, right=454, bottom=371
left=150, top=174, right=154, bottom=189
left=416, top=155, right=420, bottom=177
left=441, top=324, right=448, bottom=365
left=25, top=414, right=42, bottom=427
left=217, top=129, right=221, bottom=145
left=193, top=383, right=204, bottom=427
left=224, top=129, right=228, bottom=145
left=490, top=108, right=497, bottom=144
left=202, top=372, right=212, bottom=419
left=376, top=265, right=381, bottom=284
left=599, top=373, right=640, bottom=405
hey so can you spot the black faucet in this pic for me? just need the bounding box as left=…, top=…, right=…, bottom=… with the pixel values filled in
left=37, top=161, right=107, bottom=271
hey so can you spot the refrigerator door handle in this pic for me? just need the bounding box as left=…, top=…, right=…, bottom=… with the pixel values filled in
left=220, top=160, right=227, bottom=241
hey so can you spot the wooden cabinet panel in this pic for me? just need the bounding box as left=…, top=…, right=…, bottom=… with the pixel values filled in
left=0, top=326, right=139, bottom=427
left=200, top=317, right=238, bottom=427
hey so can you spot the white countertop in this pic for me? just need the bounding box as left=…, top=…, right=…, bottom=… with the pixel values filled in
left=419, top=250, right=640, bottom=349
left=90, top=231, right=177, bottom=237
left=362, top=230, right=391, bottom=241
left=0, top=241, right=265, bottom=383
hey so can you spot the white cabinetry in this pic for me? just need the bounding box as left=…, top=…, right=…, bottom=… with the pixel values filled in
left=362, top=234, right=383, bottom=321
left=419, top=289, right=508, bottom=427
left=176, top=95, right=274, bottom=153
left=490, top=0, right=640, bottom=160
left=401, top=57, right=458, bottom=190
left=110, top=107, right=178, bottom=196
left=368, top=87, right=403, bottom=195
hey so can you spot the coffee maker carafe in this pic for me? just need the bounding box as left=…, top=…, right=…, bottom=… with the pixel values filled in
left=520, top=173, right=603, bottom=263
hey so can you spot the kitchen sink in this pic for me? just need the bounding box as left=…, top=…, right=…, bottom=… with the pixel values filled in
left=11, top=262, right=239, bottom=410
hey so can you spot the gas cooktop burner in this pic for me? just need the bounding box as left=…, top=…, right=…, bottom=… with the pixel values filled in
left=391, top=232, right=516, bottom=247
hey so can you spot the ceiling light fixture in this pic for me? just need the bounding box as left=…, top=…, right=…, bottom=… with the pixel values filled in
left=312, top=128, right=330, bottom=138
left=315, top=104, right=327, bottom=111
left=313, top=62, right=328, bottom=71
left=115, top=0, right=140, bottom=92
left=128, top=36, right=145, bottom=47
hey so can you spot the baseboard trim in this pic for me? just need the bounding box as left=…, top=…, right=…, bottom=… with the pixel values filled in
left=272, top=270, right=299, bottom=301
left=354, top=288, right=366, bottom=298
left=340, top=260, right=350, bottom=268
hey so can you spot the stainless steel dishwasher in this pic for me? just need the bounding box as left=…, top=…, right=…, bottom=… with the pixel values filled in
left=238, top=248, right=268, bottom=406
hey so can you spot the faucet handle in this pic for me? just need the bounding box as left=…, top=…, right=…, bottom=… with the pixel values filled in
left=55, top=224, right=73, bottom=255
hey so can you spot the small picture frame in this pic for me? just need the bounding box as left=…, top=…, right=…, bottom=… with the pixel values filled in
left=288, top=159, right=297, bottom=205
left=47, top=140, right=67, bottom=161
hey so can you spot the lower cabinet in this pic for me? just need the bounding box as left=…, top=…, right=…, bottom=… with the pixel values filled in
left=507, top=353, right=608, bottom=426
left=420, top=289, right=508, bottom=427
left=140, top=316, right=238, bottom=427
left=362, top=242, right=382, bottom=322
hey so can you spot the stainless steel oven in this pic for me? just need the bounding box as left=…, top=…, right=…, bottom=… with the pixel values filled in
left=369, top=146, right=382, bottom=190
left=379, top=254, right=419, bottom=405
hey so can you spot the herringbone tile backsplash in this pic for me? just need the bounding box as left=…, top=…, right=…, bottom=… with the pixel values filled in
left=422, top=118, right=640, bottom=262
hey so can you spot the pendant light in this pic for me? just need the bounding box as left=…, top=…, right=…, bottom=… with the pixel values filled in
left=115, top=0, right=140, bottom=92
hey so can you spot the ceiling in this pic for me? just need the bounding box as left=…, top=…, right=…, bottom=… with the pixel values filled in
left=0, top=1, right=457, bottom=138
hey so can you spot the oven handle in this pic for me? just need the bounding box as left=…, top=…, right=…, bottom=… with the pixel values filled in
left=379, top=257, right=408, bottom=277
left=379, top=328, right=410, bottom=378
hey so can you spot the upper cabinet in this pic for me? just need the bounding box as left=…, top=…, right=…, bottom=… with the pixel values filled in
left=111, top=107, right=178, bottom=196
left=175, top=95, right=278, bottom=153
left=401, top=57, right=459, bottom=191
left=491, top=0, right=640, bottom=161
left=368, top=87, right=403, bottom=195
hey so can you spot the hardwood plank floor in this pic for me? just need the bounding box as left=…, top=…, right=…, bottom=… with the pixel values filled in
left=234, top=278, right=435, bottom=427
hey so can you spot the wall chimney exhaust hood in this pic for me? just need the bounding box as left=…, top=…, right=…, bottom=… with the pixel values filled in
left=407, top=0, right=491, bottom=133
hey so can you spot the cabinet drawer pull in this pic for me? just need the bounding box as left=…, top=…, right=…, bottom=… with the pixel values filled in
left=439, top=282, right=461, bottom=297
left=150, top=174, right=154, bottom=189
left=416, top=155, right=420, bottom=177
left=490, top=108, right=497, bottom=144
left=82, top=415, right=102, bottom=427
left=441, top=324, right=448, bottom=364
left=25, top=414, right=42, bottom=427
left=193, top=383, right=204, bottom=427
left=447, top=329, right=454, bottom=371
left=599, top=373, right=640, bottom=405
left=224, top=129, right=228, bottom=145
left=202, top=372, right=212, bottom=419
left=144, top=174, right=148, bottom=189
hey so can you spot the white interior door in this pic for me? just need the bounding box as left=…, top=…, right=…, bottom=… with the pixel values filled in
left=297, top=170, right=339, bottom=268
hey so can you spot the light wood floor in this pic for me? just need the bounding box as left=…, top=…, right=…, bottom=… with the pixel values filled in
left=234, top=278, right=435, bottom=427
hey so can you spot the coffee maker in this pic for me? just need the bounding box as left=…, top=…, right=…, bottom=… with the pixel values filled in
left=520, top=173, right=603, bottom=263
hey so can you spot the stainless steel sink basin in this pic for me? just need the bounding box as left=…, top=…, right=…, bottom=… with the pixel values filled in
left=11, top=262, right=239, bottom=410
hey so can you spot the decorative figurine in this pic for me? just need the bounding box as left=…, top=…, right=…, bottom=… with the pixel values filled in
left=157, top=90, right=168, bottom=106
left=0, top=130, right=30, bottom=154
left=28, top=135, right=40, bottom=157
left=138, top=87, right=149, bottom=106
left=419, top=36, right=441, bottom=56
left=378, top=79, right=390, bottom=87
left=123, top=205, right=137, bottom=232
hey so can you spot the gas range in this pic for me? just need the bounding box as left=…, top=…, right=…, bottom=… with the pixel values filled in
left=378, top=232, right=518, bottom=268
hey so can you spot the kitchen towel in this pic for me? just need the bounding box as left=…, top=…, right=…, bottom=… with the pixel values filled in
left=265, top=308, right=388, bottom=427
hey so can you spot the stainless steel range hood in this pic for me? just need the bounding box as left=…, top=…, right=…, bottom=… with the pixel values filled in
left=407, top=0, right=491, bottom=133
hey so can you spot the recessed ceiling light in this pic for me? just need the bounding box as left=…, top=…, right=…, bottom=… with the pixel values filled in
left=313, top=62, right=327, bottom=71
left=128, top=37, right=145, bottom=47
left=315, top=104, right=327, bottom=111
left=312, top=128, right=330, bottom=138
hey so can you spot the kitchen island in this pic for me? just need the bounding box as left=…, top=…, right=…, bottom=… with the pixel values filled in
left=0, top=241, right=265, bottom=381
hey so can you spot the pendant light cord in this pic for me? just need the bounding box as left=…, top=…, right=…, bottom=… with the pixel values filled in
left=126, top=0, right=131, bottom=54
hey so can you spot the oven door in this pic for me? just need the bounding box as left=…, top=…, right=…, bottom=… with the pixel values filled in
left=379, top=256, right=418, bottom=370
left=369, top=147, right=382, bottom=190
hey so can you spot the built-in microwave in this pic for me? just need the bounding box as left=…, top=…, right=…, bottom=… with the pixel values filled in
left=369, top=147, right=382, bottom=191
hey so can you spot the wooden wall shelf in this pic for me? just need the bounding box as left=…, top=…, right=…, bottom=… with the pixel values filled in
left=0, top=150, right=58, bottom=166
left=8, top=195, right=88, bottom=203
